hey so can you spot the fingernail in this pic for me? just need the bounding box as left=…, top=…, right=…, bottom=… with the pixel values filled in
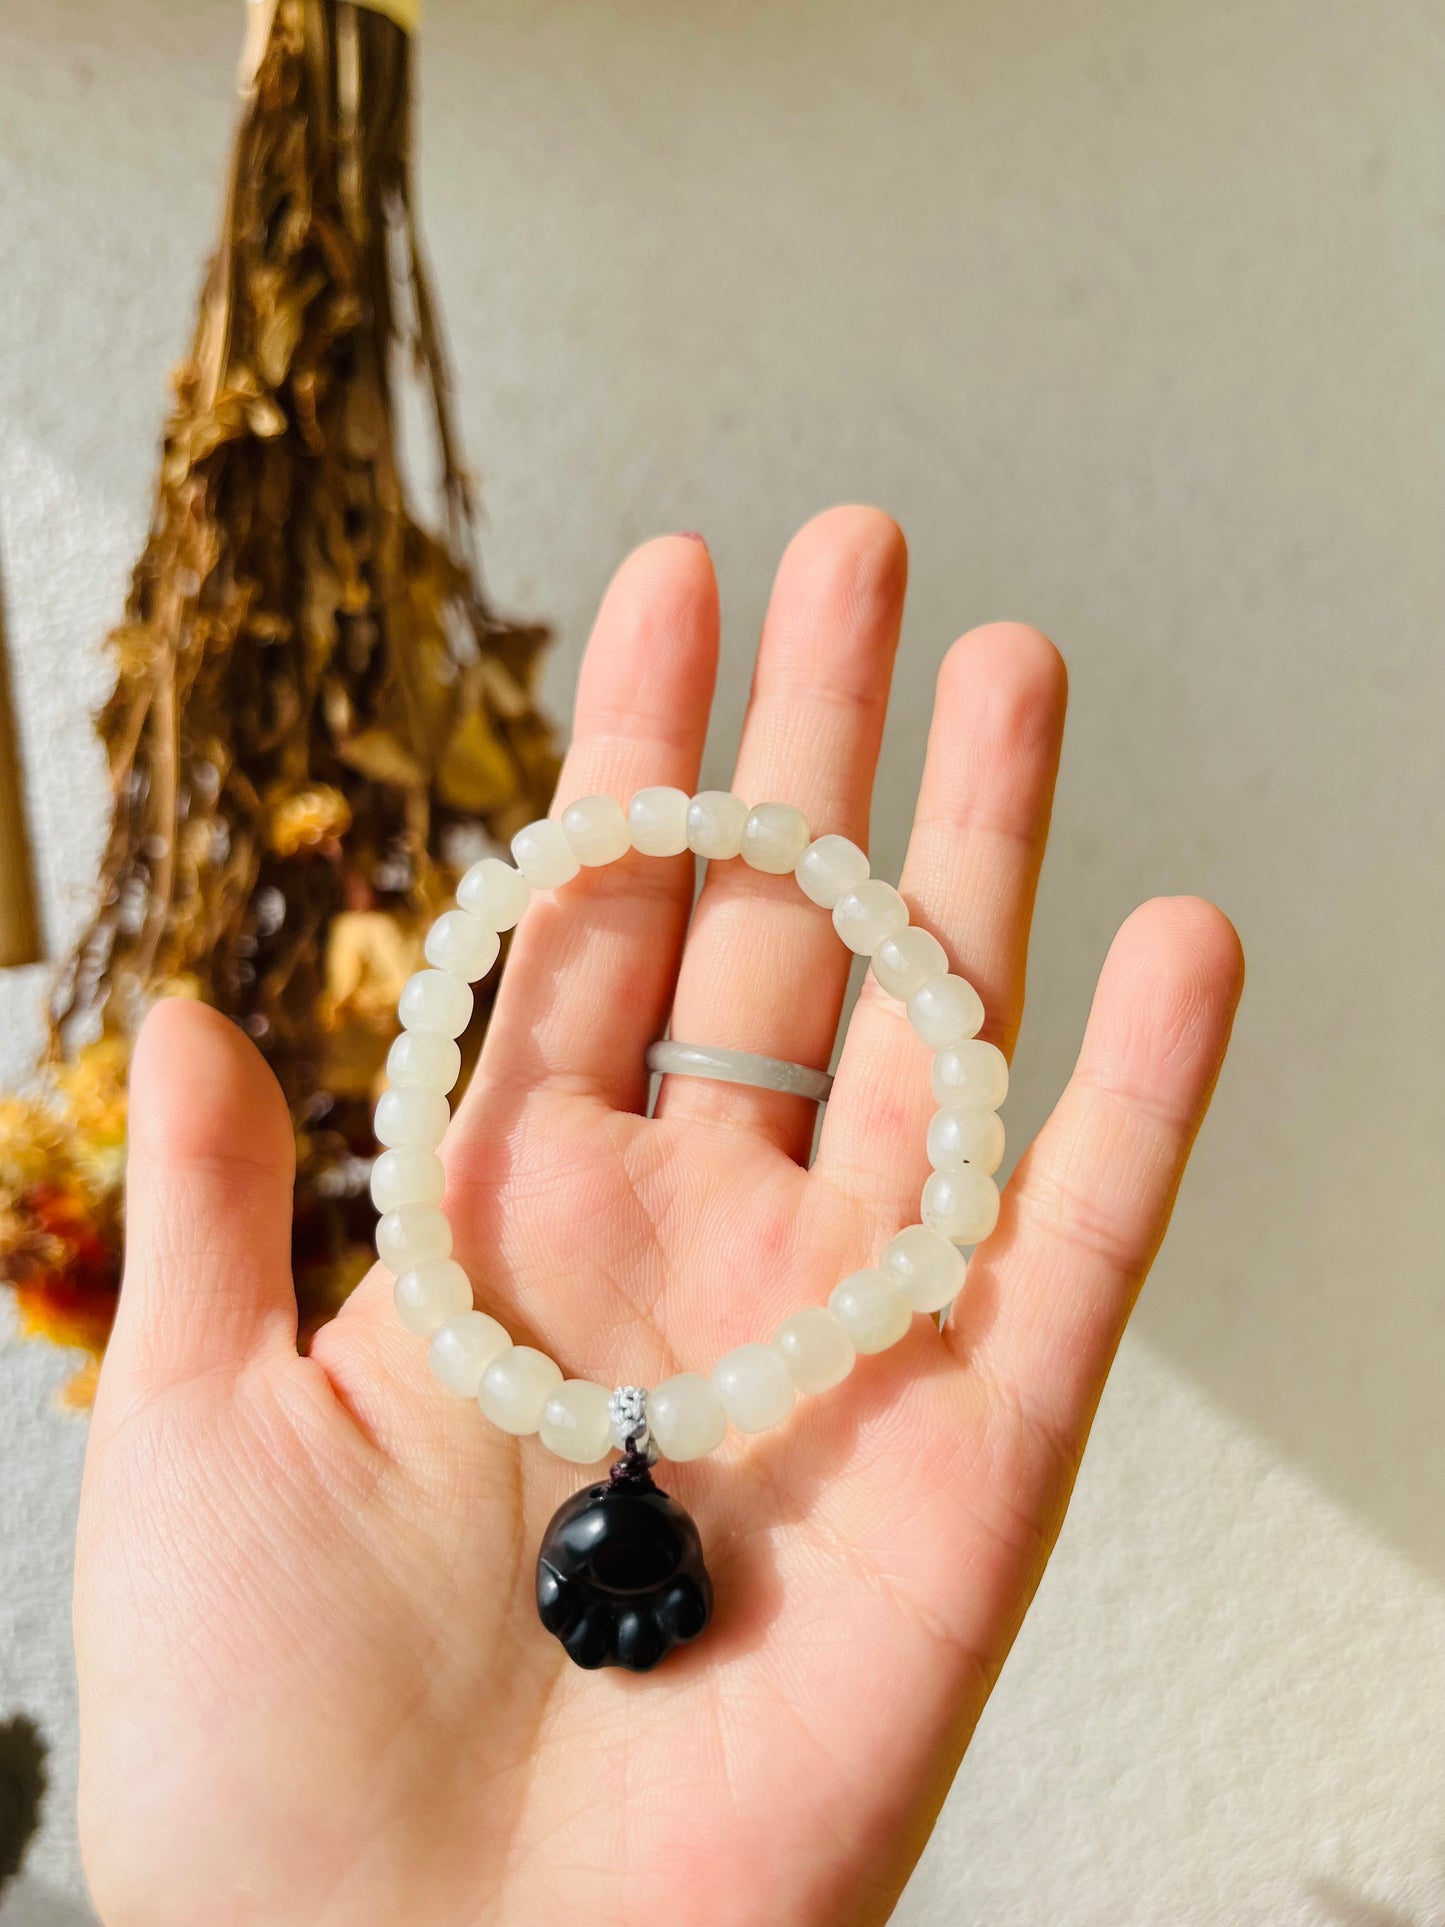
left=675, top=530, right=708, bottom=547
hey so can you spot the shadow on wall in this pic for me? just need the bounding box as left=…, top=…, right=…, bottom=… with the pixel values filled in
left=0, top=1881, right=96, bottom=1927
left=0, top=1715, right=45, bottom=1894
left=0, top=1714, right=93, bottom=1924
left=1306, top=1867, right=1445, bottom=1927
left=1019, top=792, right=1445, bottom=1594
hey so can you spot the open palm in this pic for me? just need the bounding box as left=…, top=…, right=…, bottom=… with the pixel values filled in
left=74, top=509, right=1242, bottom=1927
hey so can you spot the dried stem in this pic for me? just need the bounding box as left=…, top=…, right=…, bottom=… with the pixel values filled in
left=0, top=525, right=42, bottom=969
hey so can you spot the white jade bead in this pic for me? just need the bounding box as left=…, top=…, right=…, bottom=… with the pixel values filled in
left=394, top=1257, right=473, bottom=1336
left=741, top=802, right=811, bottom=874
left=629, top=786, right=691, bottom=856
left=833, top=880, right=908, bottom=956
left=907, top=974, right=985, bottom=1049
left=648, top=1373, right=728, bottom=1460
left=795, top=834, right=869, bottom=909
left=931, top=1038, right=1009, bottom=1110
left=773, top=1306, right=856, bottom=1393
left=385, top=1030, right=461, bottom=1094
left=927, top=1106, right=1005, bottom=1176
left=540, top=1380, right=614, bottom=1463
left=922, top=1166, right=1001, bottom=1245
left=425, top=909, right=501, bottom=983
left=562, top=794, right=631, bottom=866
left=376, top=1203, right=452, bottom=1273
left=398, top=968, right=473, bottom=1039
left=828, top=1268, right=913, bottom=1353
left=369, top=1146, right=444, bottom=1214
left=713, top=1343, right=797, bottom=1432
left=456, top=855, right=531, bottom=929
left=511, top=817, right=580, bottom=891
left=872, top=926, right=948, bottom=1000
left=479, top=1346, right=564, bottom=1434
left=374, top=1085, right=449, bottom=1148
left=427, top=1310, right=511, bottom=1396
left=882, top=1224, right=966, bottom=1314
left=686, top=790, right=749, bottom=860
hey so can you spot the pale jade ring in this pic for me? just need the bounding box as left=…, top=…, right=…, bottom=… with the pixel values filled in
left=645, top=1039, right=834, bottom=1104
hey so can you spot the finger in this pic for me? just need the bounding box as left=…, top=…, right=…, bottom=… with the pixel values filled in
left=103, top=999, right=297, bottom=1392
left=474, top=534, right=719, bottom=1113
left=815, top=623, right=1066, bottom=1213
left=953, top=896, right=1244, bottom=1451
left=656, top=505, right=907, bottom=1159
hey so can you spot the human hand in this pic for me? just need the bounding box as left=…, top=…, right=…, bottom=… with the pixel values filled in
left=74, top=508, right=1243, bottom=1926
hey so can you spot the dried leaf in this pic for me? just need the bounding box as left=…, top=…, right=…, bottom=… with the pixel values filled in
left=438, top=708, right=520, bottom=814
left=334, top=728, right=426, bottom=788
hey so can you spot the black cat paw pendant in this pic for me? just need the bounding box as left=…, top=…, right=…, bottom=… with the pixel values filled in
left=536, top=1449, right=713, bottom=1672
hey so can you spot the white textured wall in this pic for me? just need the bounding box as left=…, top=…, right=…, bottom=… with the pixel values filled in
left=2, top=1, right=1443, bottom=1921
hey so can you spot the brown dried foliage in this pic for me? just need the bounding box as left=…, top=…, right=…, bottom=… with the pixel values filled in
left=9, top=0, right=557, bottom=1360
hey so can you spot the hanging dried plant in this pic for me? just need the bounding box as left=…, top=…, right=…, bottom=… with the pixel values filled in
left=0, top=0, right=558, bottom=1390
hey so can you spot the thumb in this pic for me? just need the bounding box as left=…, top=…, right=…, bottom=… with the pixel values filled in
left=104, top=999, right=297, bottom=1390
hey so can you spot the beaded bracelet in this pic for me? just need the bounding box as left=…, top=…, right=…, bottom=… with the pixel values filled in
left=374, top=788, right=1008, bottom=1671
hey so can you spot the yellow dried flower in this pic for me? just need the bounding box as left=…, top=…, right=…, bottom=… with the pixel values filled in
left=53, top=1041, right=129, bottom=1193
left=0, top=1096, right=65, bottom=1194
left=150, top=974, right=206, bottom=1004
left=54, top=1039, right=128, bottom=1137
left=267, top=783, right=353, bottom=856
left=321, top=909, right=424, bottom=1032
left=57, top=1356, right=102, bottom=1412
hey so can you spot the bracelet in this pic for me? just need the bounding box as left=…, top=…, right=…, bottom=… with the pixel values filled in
left=373, top=787, right=1008, bottom=1671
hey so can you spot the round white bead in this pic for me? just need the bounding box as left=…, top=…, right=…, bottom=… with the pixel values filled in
left=511, top=817, right=580, bottom=891
left=456, top=856, right=530, bottom=930
left=648, top=1372, right=728, bottom=1461
left=393, top=1257, right=472, bottom=1336
left=881, top=1224, right=966, bottom=1314
left=385, top=1030, right=461, bottom=1094
left=872, top=926, right=948, bottom=1000
left=561, top=794, right=631, bottom=866
left=375, top=1204, right=452, bottom=1273
left=795, top=834, right=869, bottom=909
left=374, top=1085, right=449, bottom=1148
left=628, top=786, right=691, bottom=857
left=833, top=880, right=909, bottom=955
left=828, top=1268, right=913, bottom=1353
left=369, top=1146, right=444, bottom=1214
left=741, top=802, right=811, bottom=875
left=424, top=908, right=501, bottom=983
left=398, top=968, right=474, bottom=1039
left=686, top=789, right=749, bottom=860
left=427, top=1310, right=511, bottom=1396
left=922, top=1166, right=1001, bottom=1244
left=772, top=1306, right=856, bottom=1394
left=927, top=1105, right=1005, bottom=1175
left=539, top=1379, right=614, bottom=1463
left=478, top=1346, right=564, bottom=1435
left=907, top=974, right=985, bottom=1049
left=713, top=1343, right=797, bottom=1432
left=931, top=1038, right=1010, bottom=1110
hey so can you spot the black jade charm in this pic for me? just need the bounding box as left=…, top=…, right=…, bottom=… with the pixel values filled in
left=536, top=1454, right=712, bottom=1672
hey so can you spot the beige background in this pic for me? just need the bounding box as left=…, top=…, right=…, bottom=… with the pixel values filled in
left=1, top=1, right=1442, bottom=1921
